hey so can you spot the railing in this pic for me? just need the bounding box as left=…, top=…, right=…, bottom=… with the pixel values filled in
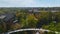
left=4, top=28, right=59, bottom=34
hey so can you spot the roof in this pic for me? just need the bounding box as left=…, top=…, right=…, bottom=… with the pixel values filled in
left=0, top=13, right=15, bottom=22
left=0, top=15, right=6, bottom=19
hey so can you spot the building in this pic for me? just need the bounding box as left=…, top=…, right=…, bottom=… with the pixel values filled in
left=0, top=13, right=18, bottom=30
left=0, top=13, right=18, bottom=23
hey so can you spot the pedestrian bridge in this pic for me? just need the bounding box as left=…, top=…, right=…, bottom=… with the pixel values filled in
left=6, top=28, right=59, bottom=34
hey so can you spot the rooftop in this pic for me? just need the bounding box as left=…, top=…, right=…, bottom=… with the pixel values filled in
left=0, top=13, right=15, bottom=22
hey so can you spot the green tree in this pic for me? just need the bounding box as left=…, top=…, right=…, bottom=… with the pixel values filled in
left=42, top=22, right=60, bottom=32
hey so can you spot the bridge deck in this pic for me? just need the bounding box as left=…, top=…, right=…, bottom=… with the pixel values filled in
left=6, top=28, right=59, bottom=34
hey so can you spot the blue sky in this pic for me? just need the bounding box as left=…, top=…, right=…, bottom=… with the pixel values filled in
left=0, top=0, right=60, bottom=7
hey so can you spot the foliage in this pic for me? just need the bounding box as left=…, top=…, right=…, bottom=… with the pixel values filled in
left=0, top=8, right=60, bottom=34
left=26, top=14, right=38, bottom=28
left=42, top=22, right=60, bottom=32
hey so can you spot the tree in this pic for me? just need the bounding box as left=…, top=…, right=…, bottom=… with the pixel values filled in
left=26, top=14, right=38, bottom=28
left=42, top=22, right=60, bottom=32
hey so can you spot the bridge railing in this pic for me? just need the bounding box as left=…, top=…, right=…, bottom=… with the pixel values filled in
left=5, top=28, right=59, bottom=34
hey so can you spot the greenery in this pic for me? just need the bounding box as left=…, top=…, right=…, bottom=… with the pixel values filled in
left=0, top=8, right=60, bottom=34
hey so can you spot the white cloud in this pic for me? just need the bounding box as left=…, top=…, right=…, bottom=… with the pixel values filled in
left=0, top=0, right=60, bottom=7
left=0, top=0, right=37, bottom=7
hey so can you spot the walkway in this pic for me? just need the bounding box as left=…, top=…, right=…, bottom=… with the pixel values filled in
left=6, top=28, right=59, bottom=34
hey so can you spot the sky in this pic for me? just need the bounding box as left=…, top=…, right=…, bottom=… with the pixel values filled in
left=0, top=0, right=60, bottom=7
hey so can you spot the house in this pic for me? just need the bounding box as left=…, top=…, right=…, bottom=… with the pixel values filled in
left=0, top=13, right=18, bottom=23
left=0, top=13, right=18, bottom=30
